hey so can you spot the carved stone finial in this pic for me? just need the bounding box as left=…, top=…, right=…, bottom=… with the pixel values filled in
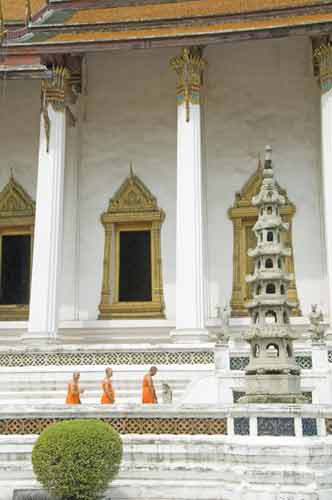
left=308, top=304, right=326, bottom=342
left=314, top=43, right=332, bottom=93
left=169, top=47, right=206, bottom=122
left=257, top=153, right=262, bottom=171
left=129, top=161, right=134, bottom=179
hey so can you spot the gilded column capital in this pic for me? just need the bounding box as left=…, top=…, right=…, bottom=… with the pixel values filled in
left=42, top=66, right=71, bottom=113
left=314, top=43, right=332, bottom=94
left=170, top=47, right=206, bottom=122
left=41, top=66, right=71, bottom=152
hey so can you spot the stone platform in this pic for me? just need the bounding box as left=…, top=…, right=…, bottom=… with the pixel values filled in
left=0, top=339, right=329, bottom=499
left=0, top=404, right=331, bottom=500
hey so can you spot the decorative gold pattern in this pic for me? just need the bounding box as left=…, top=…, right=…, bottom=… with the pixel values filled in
left=0, top=417, right=227, bottom=435
left=99, top=168, right=165, bottom=319
left=25, top=0, right=31, bottom=26
left=0, top=0, right=6, bottom=45
left=314, top=43, right=332, bottom=94
left=41, top=66, right=70, bottom=152
left=170, top=47, right=206, bottom=122
left=0, top=175, right=35, bottom=321
left=228, top=159, right=300, bottom=317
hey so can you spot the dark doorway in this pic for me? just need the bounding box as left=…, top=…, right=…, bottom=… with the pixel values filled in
left=119, top=230, right=152, bottom=302
left=0, top=235, right=31, bottom=305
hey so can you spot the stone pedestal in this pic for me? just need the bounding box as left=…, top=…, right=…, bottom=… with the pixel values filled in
left=214, top=343, right=230, bottom=373
left=239, top=373, right=304, bottom=403
left=311, top=340, right=331, bottom=404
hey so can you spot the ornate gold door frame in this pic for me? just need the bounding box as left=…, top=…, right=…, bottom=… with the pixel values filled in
left=228, top=160, right=300, bottom=317
left=0, top=175, right=35, bottom=320
left=98, top=169, right=165, bottom=319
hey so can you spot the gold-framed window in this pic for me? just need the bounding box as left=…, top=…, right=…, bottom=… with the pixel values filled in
left=0, top=175, right=35, bottom=320
left=98, top=169, right=165, bottom=319
left=228, top=160, right=300, bottom=317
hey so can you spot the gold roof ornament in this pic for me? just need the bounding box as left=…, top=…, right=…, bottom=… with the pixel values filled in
left=0, top=0, right=6, bottom=46
left=25, top=0, right=32, bottom=27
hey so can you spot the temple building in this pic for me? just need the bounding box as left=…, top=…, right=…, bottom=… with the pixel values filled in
left=0, top=1, right=332, bottom=499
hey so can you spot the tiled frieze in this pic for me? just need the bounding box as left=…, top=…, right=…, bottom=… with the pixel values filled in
left=0, top=417, right=227, bottom=436
left=230, top=355, right=312, bottom=371
left=257, top=417, right=295, bottom=436
left=0, top=350, right=214, bottom=367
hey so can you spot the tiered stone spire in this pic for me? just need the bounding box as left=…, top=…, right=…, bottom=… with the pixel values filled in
left=240, top=146, right=304, bottom=403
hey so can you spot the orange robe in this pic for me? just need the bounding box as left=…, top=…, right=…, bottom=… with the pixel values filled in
left=65, top=382, right=81, bottom=404
left=101, top=380, right=115, bottom=404
left=142, top=374, right=157, bottom=404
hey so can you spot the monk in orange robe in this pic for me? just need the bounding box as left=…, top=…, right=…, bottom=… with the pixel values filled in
left=101, top=367, right=115, bottom=404
left=142, top=366, right=158, bottom=404
left=65, top=370, right=84, bottom=404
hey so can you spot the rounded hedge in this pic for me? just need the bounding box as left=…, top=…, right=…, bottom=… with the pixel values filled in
left=32, top=419, right=123, bottom=500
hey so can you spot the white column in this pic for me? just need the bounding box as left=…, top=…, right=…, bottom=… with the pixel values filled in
left=170, top=48, right=208, bottom=343
left=25, top=67, right=69, bottom=343
left=316, top=45, right=332, bottom=328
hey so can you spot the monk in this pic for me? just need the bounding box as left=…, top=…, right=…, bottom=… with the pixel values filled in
left=101, top=367, right=115, bottom=404
left=65, top=370, right=84, bottom=404
left=142, top=366, right=158, bottom=404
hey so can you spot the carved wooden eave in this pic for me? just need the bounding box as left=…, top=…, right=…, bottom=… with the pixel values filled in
left=229, top=160, right=300, bottom=317
left=0, top=174, right=35, bottom=223
left=0, top=175, right=35, bottom=321
left=2, top=0, right=332, bottom=56
left=102, top=168, right=165, bottom=225
left=229, top=159, right=296, bottom=219
left=99, top=168, right=165, bottom=319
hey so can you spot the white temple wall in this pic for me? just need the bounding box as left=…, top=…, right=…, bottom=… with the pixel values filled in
left=205, top=37, right=325, bottom=319
left=78, top=37, right=325, bottom=321
left=0, top=36, right=326, bottom=324
left=0, top=80, right=39, bottom=197
left=78, top=48, right=177, bottom=320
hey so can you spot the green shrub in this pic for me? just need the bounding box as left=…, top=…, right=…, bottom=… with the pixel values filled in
left=32, top=419, right=123, bottom=500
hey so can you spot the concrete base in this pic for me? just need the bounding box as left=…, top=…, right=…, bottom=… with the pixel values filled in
left=169, top=329, right=210, bottom=344
left=2, top=431, right=332, bottom=500
left=238, top=393, right=307, bottom=403
left=244, top=373, right=302, bottom=398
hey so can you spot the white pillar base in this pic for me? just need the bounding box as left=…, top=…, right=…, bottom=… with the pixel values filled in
left=170, top=328, right=209, bottom=344
left=214, top=343, right=230, bottom=371
left=22, top=331, right=59, bottom=346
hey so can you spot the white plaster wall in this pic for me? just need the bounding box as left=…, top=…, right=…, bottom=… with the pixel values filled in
left=0, top=79, right=39, bottom=197
left=78, top=48, right=177, bottom=320
left=78, top=37, right=325, bottom=321
left=0, top=79, right=80, bottom=322
left=204, top=36, right=325, bottom=319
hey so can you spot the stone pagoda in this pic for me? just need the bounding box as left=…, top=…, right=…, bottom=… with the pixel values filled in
left=239, top=146, right=304, bottom=403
